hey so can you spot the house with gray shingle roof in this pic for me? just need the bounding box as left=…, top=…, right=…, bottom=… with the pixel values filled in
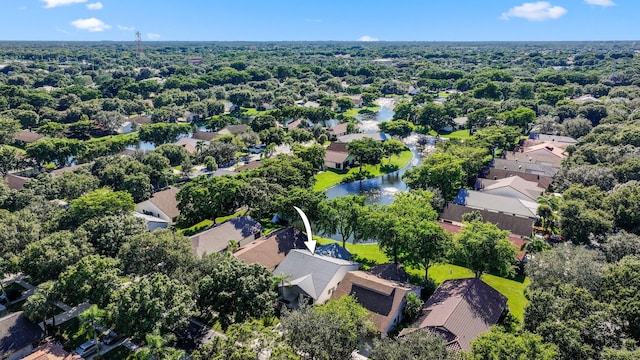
left=190, top=215, right=263, bottom=257
left=0, top=311, right=45, bottom=360
left=273, top=249, right=359, bottom=306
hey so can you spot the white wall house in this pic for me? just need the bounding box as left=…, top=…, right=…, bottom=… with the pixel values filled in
left=135, top=187, right=180, bottom=224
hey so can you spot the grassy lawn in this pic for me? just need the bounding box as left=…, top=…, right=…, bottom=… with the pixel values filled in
left=176, top=209, right=248, bottom=235
left=342, top=104, right=381, bottom=118
left=316, top=237, right=528, bottom=322
left=440, top=129, right=472, bottom=140
left=240, top=107, right=270, bottom=117
left=313, top=150, right=413, bottom=191
left=102, top=345, right=132, bottom=360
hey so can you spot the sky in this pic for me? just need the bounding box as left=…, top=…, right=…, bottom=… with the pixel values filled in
left=0, top=0, right=638, bottom=42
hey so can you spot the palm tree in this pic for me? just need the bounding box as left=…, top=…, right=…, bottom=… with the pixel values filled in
left=128, top=332, right=185, bottom=360
left=520, top=236, right=551, bottom=254
left=79, top=305, right=105, bottom=352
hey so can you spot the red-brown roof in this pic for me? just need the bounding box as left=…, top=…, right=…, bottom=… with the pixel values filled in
left=332, top=271, right=419, bottom=334
left=192, top=131, right=218, bottom=141
left=233, top=227, right=306, bottom=270
left=326, top=142, right=349, bottom=153
left=3, top=173, right=29, bottom=190
left=324, top=151, right=350, bottom=164
left=236, top=161, right=263, bottom=172
left=22, top=342, right=81, bottom=360
left=329, top=123, right=348, bottom=136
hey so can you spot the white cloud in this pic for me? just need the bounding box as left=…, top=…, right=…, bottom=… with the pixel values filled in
left=41, top=0, right=86, bottom=8
left=86, top=2, right=103, bottom=10
left=147, top=33, right=160, bottom=40
left=117, top=25, right=135, bottom=31
left=501, top=2, right=567, bottom=21
left=70, top=18, right=111, bottom=32
left=585, top=0, right=615, bottom=7
left=358, top=35, right=379, bottom=42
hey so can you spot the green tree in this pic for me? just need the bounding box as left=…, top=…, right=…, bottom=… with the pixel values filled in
left=280, top=296, right=375, bottom=360
left=56, top=255, right=120, bottom=307
left=177, top=175, right=243, bottom=226
left=469, top=327, right=559, bottom=360
left=348, top=138, right=383, bottom=173
left=138, top=123, right=191, bottom=146
left=293, top=144, right=326, bottom=170
left=379, top=119, right=414, bottom=138
left=336, top=97, right=354, bottom=112
left=118, top=229, right=195, bottom=276
left=382, top=139, right=406, bottom=164
left=23, top=281, right=60, bottom=332
left=108, top=273, right=194, bottom=340
left=19, top=230, right=94, bottom=283
left=600, top=256, right=640, bottom=340
left=605, top=181, right=640, bottom=234
left=0, top=117, right=21, bottom=144
left=399, top=220, right=452, bottom=282
left=65, top=188, right=135, bottom=226
left=370, top=329, right=454, bottom=360
left=317, top=195, right=367, bottom=248
left=79, top=305, right=105, bottom=353
left=196, top=252, right=276, bottom=328
left=402, top=152, right=465, bottom=201
left=498, top=107, right=536, bottom=133
left=560, top=200, right=613, bottom=244
left=80, top=214, right=147, bottom=257
left=128, top=332, right=185, bottom=360
left=453, top=220, right=516, bottom=278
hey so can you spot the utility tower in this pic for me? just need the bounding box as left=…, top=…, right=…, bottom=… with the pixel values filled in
left=135, top=31, right=143, bottom=57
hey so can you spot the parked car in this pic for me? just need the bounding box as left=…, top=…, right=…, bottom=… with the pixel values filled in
left=74, top=339, right=98, bottom=358
left=102, top=330, right=125, bottom=345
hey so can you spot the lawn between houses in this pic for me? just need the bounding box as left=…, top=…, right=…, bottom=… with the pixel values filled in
left=313, top=150, right=413, bottom=192
left=315, top=237, right=529, bottom=322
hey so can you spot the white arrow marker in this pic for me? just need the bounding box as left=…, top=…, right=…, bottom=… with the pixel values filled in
left=293, top=206, right=316, bottom=255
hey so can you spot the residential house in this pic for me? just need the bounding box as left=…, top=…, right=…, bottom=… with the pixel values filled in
left=3, top=173, right=29, bottom=191
left=175, top=137, right=204, bottom=155
left=190, top=215, right=264, bottom=257
left=441, top=117, right=468, bottom=133
left=13, top=130, right=44, bottom=146
left=505, top=143, right=566, bottom=169
left=573, top=94, right=598, bottom=104
left=133, top=211, right=170, bottom=232
left=440, top=203, right=536, bottom=237
left=526, top=133, right=578, bottom=147
left=399, top=278, right=507, bottom=351
left=0, top=311, right=45, bottom=360
left=329, top=123, right=349, bottom=138
left=337, top=132, right=388, bottom=143
left=49, top=163, right=90, bottom=177
left=323, top=141, right=353, bottom=170
left=116, top=121, right=133, bottom=134
left=348, top=95, right=363, bottom=108
left=453, top=189, right=539, bottom=219
left=332, top=271, right=421, bottom=335
left=217, top=124, right=249, bottom=136
left=192, top=130, right=218, bottom=142
left=129, top=115, right=152, bottom=127
left=286, top=119, right=302, bottom=130
left=484, top=158, right=557, bottom=189
left=315, top=243, right=352, bottom=260
left=233, top=227, right=306, bottom=270
left=235, top=161, right=263, bottom=172
left=302, top=101, right=320, bottom=108
left=22, top=342, right=82, bottom=360
left=368, top=263, right=410, bottom=283
left=273, top=250, right=360, bottom=306
left=135, top=186, right=181, bottom=224
left=475, top=176, right=545, bottom=202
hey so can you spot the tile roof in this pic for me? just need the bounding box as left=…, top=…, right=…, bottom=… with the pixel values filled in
left=146, top=186, right=180, bottom=220
left=22, top=342, right=82, bottom=360
left=233, top=227, right=306, bottom=270
left=331, top=271, right=419, bottom=334
left=522, top=143, right=568, bottom=159
left=236, top=161, right=263, bottom=172
left=190, top=215, right=264, bottom=257
left=477, top=176, right=545, bottom=201
left=490, top=158, right=559, bottom=178
left=404, top=278, right=507, bottom=351
left=0, top=311, right=45, bottom=358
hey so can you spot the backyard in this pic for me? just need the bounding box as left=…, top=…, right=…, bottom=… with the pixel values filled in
left=315, top=237, right=529, bottom=321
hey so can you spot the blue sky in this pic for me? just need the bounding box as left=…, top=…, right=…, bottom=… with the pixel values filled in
left=1, top=0, right=637, bottom=41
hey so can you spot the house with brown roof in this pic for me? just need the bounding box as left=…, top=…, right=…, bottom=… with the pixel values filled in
left=190, top=215, right=264, bottom=257
left=192, top=130, right=218, bottom=142
left=22, top=342, right=82, bottom=360
left=399, top=278, right=507, bottom=351
left=323, top=142, right=353, bottom=170
left=331, top=271, right=421, bottom=335
left=0, top=311, right=45, bottom=360
left=217, top=124, right=249, bottom=136
left=3, top=173, right=29, bottom=190
left=235, top=161, right=263, bottom=172
left=233, top=227, right=306, bottom=270
left=483, top=159, right=557, bottom=189
left=440, top=203, right=536, bottom=237
left=14, top=130, right=44, bottom=145
left=175, top=137, right=204, bottom=155
left=329, top=123, right=348, bottom=137
left=135, top=186, right=180, bottom=224
left=286, top=119, right=302, bottom=130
